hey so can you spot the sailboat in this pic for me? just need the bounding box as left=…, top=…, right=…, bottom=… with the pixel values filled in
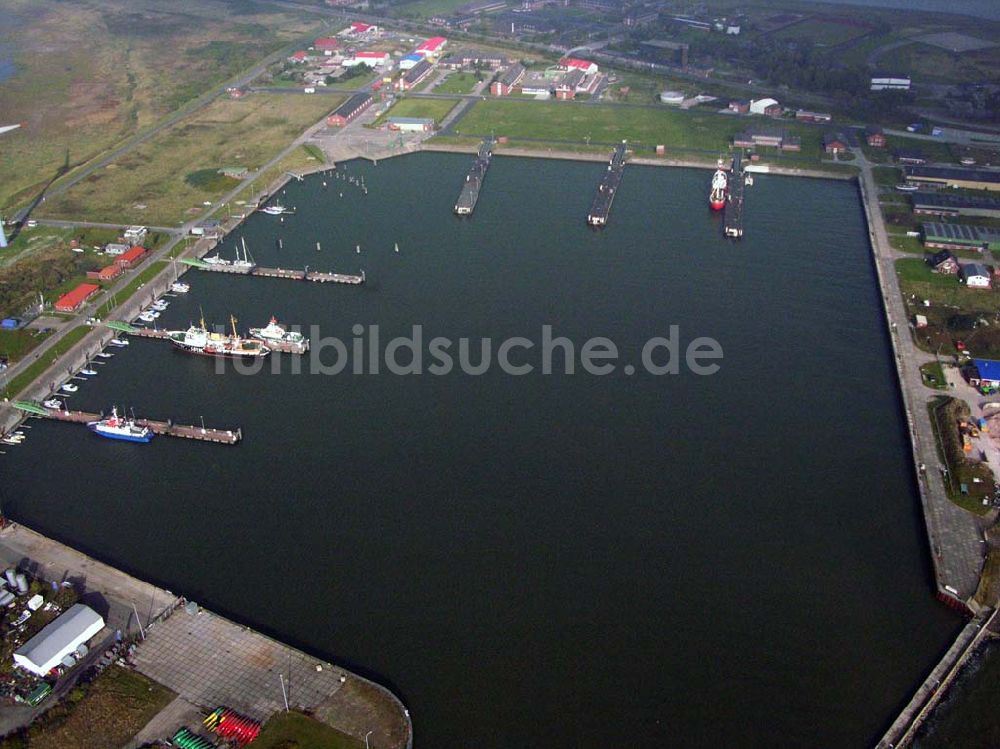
left=394, top=242, right=399, bottom=253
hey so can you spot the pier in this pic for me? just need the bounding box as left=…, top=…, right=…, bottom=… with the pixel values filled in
left=724, top=151, right=746, bottom=239
left=586, top=141, right=628, bottom=227
left=187, top=260, right=364, bottom=285
left=454, top=137, right=494, bottom=216
left=130, top=327, right=310, bottom=354
left=40, top=407, right=242, bottom=444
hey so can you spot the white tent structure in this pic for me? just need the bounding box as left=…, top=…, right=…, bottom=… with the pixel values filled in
left=13, top=604, right=104, bottom=675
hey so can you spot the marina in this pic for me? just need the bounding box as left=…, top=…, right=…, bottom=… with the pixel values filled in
left=586, top=141, right=628, bottom=227
left=453, top=137, right=494, bottom=216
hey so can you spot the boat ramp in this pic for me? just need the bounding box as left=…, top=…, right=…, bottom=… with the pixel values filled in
left=587, top=141, right=628, bottom=227
left=454, top=137, right=494, bottom=216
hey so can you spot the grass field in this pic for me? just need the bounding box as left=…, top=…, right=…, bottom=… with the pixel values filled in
left=453, top=99, right=825, bottom=158
left=896, top=257, right=1000, bottom=313
left=435, top=72, right=481, bottom=95
left=771, top=17, right=872, bottom=47
left=0, top=0, right=320, bottom=213
left=37, top=94, right=341, bottom=226
left=1, top=325, right=89, bottom=399
left=5, top=666, right=176, bottom=749
left=390, top=0, right=476, bottom=19
left=254, top=711, right=362, bottom=749
left=920, top=360, right=948, bottom=390
left=379, top=97, right=459, bottom=124
left=878, top=41, right=1000, bottom=87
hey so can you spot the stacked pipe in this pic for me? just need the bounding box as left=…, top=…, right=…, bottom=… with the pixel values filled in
left=204, top=706, right=261, bottom=745
left=171, top=727, right=217, bottom=749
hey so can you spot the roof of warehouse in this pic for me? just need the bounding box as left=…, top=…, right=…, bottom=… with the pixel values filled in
left=906, top=166, right=1000, bottom=183
left=912, top=192, right=1000, bottom=209
left=416, top=36, right=447, bottom=51
left=14, top=604, right=104, bottom=671
left=974, top=359, right=1000, bottom=381
left=923, top=223, right=1000, bottom=241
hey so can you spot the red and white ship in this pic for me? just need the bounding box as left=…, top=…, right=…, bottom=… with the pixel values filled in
left=709, top=161, right=728, bottom=211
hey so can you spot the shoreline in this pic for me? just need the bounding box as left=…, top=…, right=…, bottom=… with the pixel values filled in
left=0, top=519, right=413, bottom=748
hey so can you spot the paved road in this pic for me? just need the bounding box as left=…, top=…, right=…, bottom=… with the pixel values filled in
left=32, top=219, right=181, bottom=235
left=855, top=145, right=986, bottom=602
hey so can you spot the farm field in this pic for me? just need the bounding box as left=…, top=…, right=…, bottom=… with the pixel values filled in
left=0, top=0, right=321, bottom=213
left=771, top=16, right=873, bottom=47
left=36, top=94, right=341, bottom=226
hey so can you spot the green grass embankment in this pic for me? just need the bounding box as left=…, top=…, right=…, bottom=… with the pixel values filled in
left=2, top=325, right=89, bottom=399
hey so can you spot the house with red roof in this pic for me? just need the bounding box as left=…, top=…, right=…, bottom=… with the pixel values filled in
left=288, top=50, right=308, bottom=63
left=415, top=36, right=447, bottom=57
left=55, top=284, right=100, bottom=312
left=115, top=246, right=147, bottom=269
left=314, top=37, right=339, bottom=53
left=559, top=57, right=598, bottom=75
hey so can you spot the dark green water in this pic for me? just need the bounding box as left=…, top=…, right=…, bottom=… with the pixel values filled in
left=1, top=154, right=962, bottom=747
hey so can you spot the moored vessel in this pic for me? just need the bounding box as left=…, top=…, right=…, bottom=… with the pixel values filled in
left=249, top=317, right=306, bottom=345
left=87, top=407, right=154, bottom=443
left=709, top=161, right=728, bottom=211
left=168, top=315, right=270, bottom=359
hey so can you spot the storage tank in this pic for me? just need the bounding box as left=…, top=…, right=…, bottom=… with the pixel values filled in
left=15, top=573, right=28, bottom=595
left=4, top=568, right=16, bottom=588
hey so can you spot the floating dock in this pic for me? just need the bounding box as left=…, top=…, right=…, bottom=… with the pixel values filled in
left=39, top=408, right=241, bottom=444
left=130, top=327, right=310, bottom=354
left=724, top=151, right=746, bottom=239
left=182, top=259, right=364, bottom=285
left=454, top=137, right=494, bottom=216
left=587, top=141, right=628, bottom=227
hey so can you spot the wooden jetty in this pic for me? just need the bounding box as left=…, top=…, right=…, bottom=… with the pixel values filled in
left=197, top=264, right=364, bottom=285
left=129, top=327, right=310, bottom=354
left=587, top=141, right=628, bottom=227
left=42, top=408, right=242, bottom=445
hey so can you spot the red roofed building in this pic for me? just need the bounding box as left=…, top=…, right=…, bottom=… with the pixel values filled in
left=86, top=265, right=123, bottom=282
left=116, top=246, right=147, bottom=269
left=559, top=57, right=598, bottom=75
left=351, top=22, right=373, bottom=33
left=416, top=36, right=447, bottom=56
left=289, top=50, right=307, bottom=63
left=314, top=37, right=339, bottom=51
left=55, top=283, right=100, bottom=312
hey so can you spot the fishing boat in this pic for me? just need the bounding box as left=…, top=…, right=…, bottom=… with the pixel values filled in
left=168, top=315, right=270, bottom=360
left=709, top=161, right=728, bottom=211
left=249, top=317, right=307, bottom=345
left=87, top=407, right=154, bottom=444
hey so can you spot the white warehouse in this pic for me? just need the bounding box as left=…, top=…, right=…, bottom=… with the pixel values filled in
left=13, top=604, right=105, bottom=676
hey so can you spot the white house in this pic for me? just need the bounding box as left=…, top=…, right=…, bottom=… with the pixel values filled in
left=960, top=262, right=992, bottom=289
left=749, top=97, right=779, bottom=115
left=13, top=604, right=104, bottom=676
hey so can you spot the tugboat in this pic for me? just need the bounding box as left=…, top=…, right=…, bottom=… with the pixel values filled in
left=249, top=317, right=306, bottom=345
left=709, top=160, right=728, bottom=211
left=87, top=407, right=154, bottom=443
left=168, top=315, right=270, bottom=359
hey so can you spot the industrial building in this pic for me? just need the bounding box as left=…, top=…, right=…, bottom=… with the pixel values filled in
left=116, top=245, right=147, bottom=269
left=749, top=98, right=781, bottom=116
left=415, top=36, right=448, bottom=57
left=559, top=57, right=598, bottom=76
left=911, top=192, right=1000, bottom=219
left=922, top=222, right=1000, bottom=251
left=398, top=53, right=424, bottom=70
left=326, top=92, right=374, bottom=126
left=733, top=126, right=800, bottom=151
left=905, top=166, right=1000, bottom=192
left=491, top=63, right=525, bottom=96
left=87, top=264, right=123, bottom=282
left=440, top=50, right=508, bottom=69
left=387, top=117, right=435, bottom=132
left=871, top=74, right=911, bottom=91
left=969, top=359, right=1000, bottom=389
left=398, top=59, right=434, bottom=91
left=54, top=283, right=100, bottom=312
left=343, top=51, right=390, bottom=69
left=13, top=604, right=105, bottom=676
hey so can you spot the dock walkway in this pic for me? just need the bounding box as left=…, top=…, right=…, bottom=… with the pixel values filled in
left=454, top=137, right=494, bottom=216
left=587, top=141, right=628, bottom=227
left=42, top=408, right=242, bottom=444
left=196, top=264, right=364, bottom=285
left=724, top=151, right=746, bottom=239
